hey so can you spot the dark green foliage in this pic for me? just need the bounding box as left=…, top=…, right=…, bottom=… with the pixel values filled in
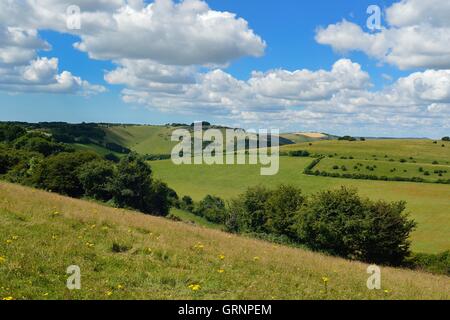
left=194, top=195, right=227, bottom=224
left=226, top=185, right=304, bottom=240
left=111, top=153, right=170, bottom=216
left=288, top=150, right=310, bottom=157
left=180, top=195, right=194, bottom=211
left=338, top=136, right=357, bottom=141
left=226, top=186, right=272, bottom=233
left=442, top=137, right=450, bottom=142
left=147, top=180, right=172, bottom=216
left=105, top=142, right=131, bottom=154
left=0, top=124, right=27, bottom=142
left=14, top=134, right=69, bottom=156
left=78, top=160, right=116, bottom=201
left=264, top=185, right=304, bottom=239
left=295, top=187, right=416, bottom=265
left=104, top=153, right=120, bottom=163
left=111, top=153, right=154, bottom=212
left=32, top=151, right=100, bottom=197
left=407, top=251, right=450, bottom=276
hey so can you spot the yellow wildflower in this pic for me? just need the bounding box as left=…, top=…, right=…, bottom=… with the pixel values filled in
left=322, top=277, right=329, bottom=284
left=11, top=236, right=19, bottom=240
left=106, top=291, right=113, bottom=296
left=5, top=240, right=12, bottom=244
left=218, top=254, right=225, bottom=260
left=253, top=256, right=260, bottom=261
left=0, top=256, right=5, bottom=264
left=188, top=284, right=201, bottom=291
left=117, top=284, right=124, bottom=290
left=2, top=296, right=13, bottom=301
left=217, top=269, right=225, bottom=274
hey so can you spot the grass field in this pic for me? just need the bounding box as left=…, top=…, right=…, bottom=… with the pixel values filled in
left=315, top=158, right=450, bottom=182
left=0, top=182, right=448, bottom=300
left=104, top=125, right=177, bottom=155
left=151, top=157, right=450, bottom=254
left=281, top=139, right=450, bottom=164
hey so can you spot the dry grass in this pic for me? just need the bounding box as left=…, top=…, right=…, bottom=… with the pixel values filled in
left=0, top=182, right=449, bottom=300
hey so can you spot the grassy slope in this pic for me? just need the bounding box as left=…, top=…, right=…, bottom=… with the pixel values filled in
left=104, top=125, right=177, bottom=155
left=151, top=157, right=450, bottom=254
left=0, top=182, right=448, bottom=300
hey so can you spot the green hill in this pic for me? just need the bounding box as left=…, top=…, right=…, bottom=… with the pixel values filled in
left=0, top=182, right=448, bottom=300
left=151, top=156, right=450, bottom=254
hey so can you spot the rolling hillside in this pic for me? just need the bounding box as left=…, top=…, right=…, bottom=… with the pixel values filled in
left=0, top=182, right=448, bottom=300
left=151, top=156, right=450, bottom=254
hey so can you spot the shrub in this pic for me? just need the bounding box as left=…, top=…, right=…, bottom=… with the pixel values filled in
left=295, top=187, right=416, bottom=265
left=78, top=160, right=116, bottom=201
left=194, top=195, right=227, bottom=224
left=264, top=185, right=304, bottom=239
left=110, top=153, right=171, bottom=216
left=288, top=150, right=310, bottom=157
left=0, top=124, right=27, bottom=143
left=226, top=186, right=272, bottom=233
left=181, top=196, right=194, bottom=212
left=443, top=137, right=450, bottom=141
left=407, top=251, right=450, bottom=276
left=32, top=151, right=100, bottom=197
left=14, top=135, right=68, bottom=157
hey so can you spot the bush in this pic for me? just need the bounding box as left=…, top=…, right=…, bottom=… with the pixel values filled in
left=295, top=187, right=416, bottom=265
left=264, top=185, right=304, bottom=239
left=0, top=124, right=27, bottom=143
left=110, top=153, right=171, bottom=216
left=442, top=137, right=450, bottom=142
left=195, top=195, right=227, bottom=224
left=407, top=251, right=450, bottom=276
left=226, top=186, right=272, bottom=233
left=32, top=151, right=100, bottom=197
left=78, top=160, right=116, bottom=201
left=181, top=196, right=194, bottom=212
left=14, top=135, right=68, bottom=157
left=288, top=150, right=310, bottom=157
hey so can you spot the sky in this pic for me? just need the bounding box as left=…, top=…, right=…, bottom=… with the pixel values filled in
left=0, top=0, right=449, bottom=137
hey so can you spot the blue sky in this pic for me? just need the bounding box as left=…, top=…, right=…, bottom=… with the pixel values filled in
left=0, top=0, right=448, bottom=137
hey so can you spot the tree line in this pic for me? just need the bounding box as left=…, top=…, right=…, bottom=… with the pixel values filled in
left=0, top=123, right=173, bottom=216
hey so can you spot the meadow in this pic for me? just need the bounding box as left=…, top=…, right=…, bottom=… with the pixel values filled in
left=151, top=156, right=450, bottom=253
left=281, top=139, right=450, bottom=164
left=0, top=182, right=448, bottom=300
left=315, top=158, right=450, bottom=182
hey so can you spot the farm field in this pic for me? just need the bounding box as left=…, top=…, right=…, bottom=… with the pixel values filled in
left=151, top=156, right=450, bottom=253
left=281, top=139, right=450, bottom=164
left=0, top=182, right=448, bottom=300
left=314, top=158, right=450, bottom=182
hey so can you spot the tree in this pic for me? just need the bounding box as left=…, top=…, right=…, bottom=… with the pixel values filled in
left=195, top=195, right=227, bottom=224
left=14, top=135, right=67, bottom=157
left=0, top=124, right=27, bottom=142
left=78, top=160, right=116, bottom=200
left=442, top=137, right=450, bottom=142
left=264, top=185, right=304, bottom=239
left=295, top=187, right=416, bottom=265
left=226, top=186, right=272, bottom=233
left=112, top=153, right=154, bottom=213
left=33, top=151, right=100, bottom=197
